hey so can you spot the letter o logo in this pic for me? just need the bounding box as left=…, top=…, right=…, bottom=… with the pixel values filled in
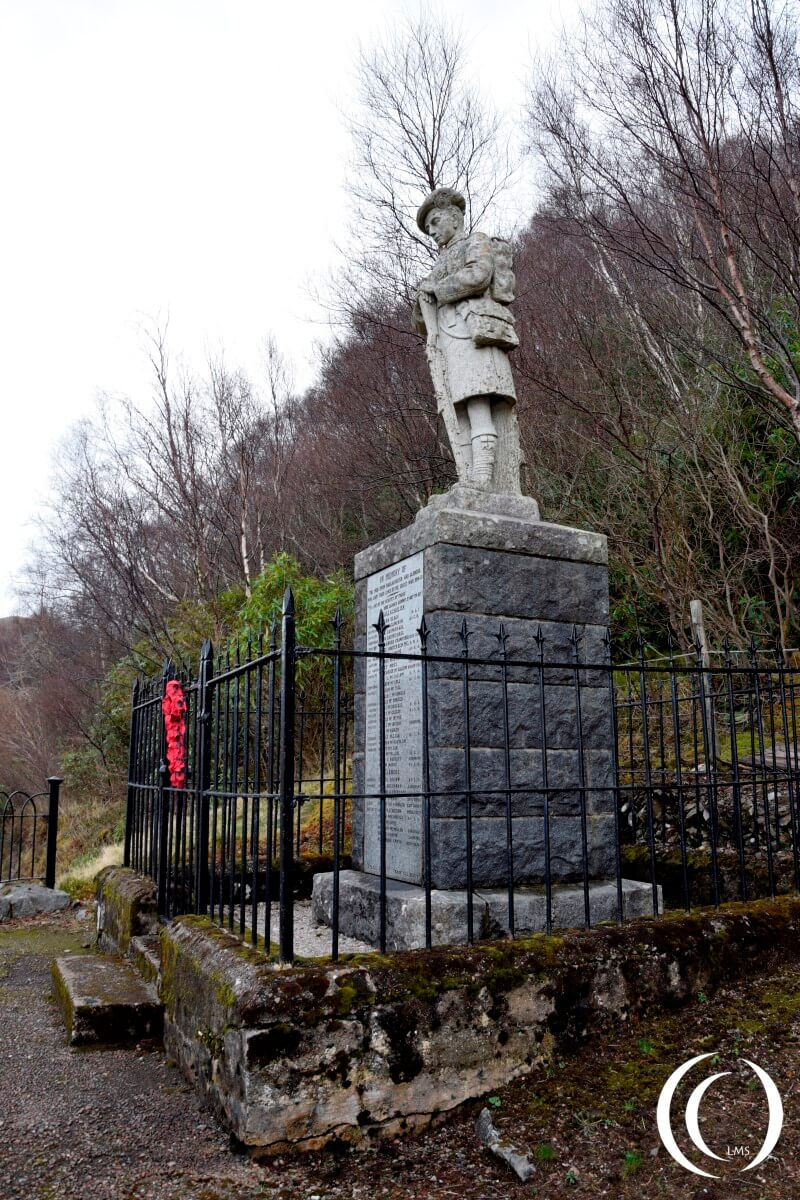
left=656, top=1053, right=783, bottom=1177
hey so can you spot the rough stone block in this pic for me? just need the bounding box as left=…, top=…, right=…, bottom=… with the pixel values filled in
left=161, top=900, right=798, bottom=1153
left=426, top=544, right=609, bottom=625
left=480, top=878, right=662, bottom=934
left=426, top=678, right=542, bottom=748
left=129, top=934, right=161, bottom=987
left=420, top=613, right=610, bottom=685
left=351, top=501, right=614, bottom=890
left=354, top=492, right=607, bottom=581
left=312, top=869, right=486, bottom=949
left=428, top=678, right=521, bottom=747
left=313, top=869, right=659, bottom=950
left=0, top=883, right=69, bottom=921
left=52, top=953, right=163, bottom=1046
left=95, top=866, right=158, bottom=954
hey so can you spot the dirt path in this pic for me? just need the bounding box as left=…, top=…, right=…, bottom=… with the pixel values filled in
left=0, top=910, right=265, bottom=1200
left=2, top=907, right=799, bottom=1199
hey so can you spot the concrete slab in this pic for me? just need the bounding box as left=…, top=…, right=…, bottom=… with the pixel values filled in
left=313, top=869, right=662, bottom=950
left=52, top=953, right=163, bottom=1046
left=0, top=883, right=69, bottom=921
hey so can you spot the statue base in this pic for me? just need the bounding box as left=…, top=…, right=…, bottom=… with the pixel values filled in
left=322, top=486, right=619, bottom=946
left=312, top=871, right=659, bottom=951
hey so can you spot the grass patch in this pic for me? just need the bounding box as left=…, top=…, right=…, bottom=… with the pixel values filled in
left=622, top=1149, right=644, bottom=1176
left=57, top=842, right=123, bottom=898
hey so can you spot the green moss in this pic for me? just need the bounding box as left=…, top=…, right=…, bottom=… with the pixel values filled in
left=483, top=965, right=529, bottom=993
left=333, top=985, right=359, bottom=1015
left=197, top=1027, right=225, bottom=1059
left=208, top=967, right=237, bottom=1009
left=331, top=972, right=374, bottom=1014
left=50, top=960, right=75, bottom=1034
left=172, top=914, right=276, bottom=963
left=713, top=976, right=800, bottom=1039
left=159, top=919, right=254, bottom=1015
left=340, top=952, right=393, bottom=969
left=96, top=867, right=158, bottom=953
left=0, top=923, right=84, bottom=958
left=343, top=932, right=567, bottom=1009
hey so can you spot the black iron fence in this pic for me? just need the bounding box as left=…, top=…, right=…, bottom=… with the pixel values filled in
left=124, top=590, right=800, bottom=961
left=617, top=638, right=800, bottom=909
left=0, top=778, right=61, bottom=887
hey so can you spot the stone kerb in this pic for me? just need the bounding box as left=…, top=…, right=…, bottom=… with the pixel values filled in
left=158, top=899, right=800, bottom=1154
left=96, top=865, right=159, bottom=955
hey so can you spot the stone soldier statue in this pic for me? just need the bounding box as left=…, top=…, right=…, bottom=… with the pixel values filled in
left=413, top=187, right=523, bottom=493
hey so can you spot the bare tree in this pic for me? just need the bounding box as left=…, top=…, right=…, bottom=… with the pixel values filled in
left=511, top=208, right=800, bottom=646
left=336, top=8, right=515, bottom=314
left=526, top=0, right=800, bottom=441
left=34, top=325, right=303, bottom=655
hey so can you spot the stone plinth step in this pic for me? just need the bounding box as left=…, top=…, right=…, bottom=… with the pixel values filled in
left=52, top=953, right=163, bottom=1046
left=129, top=934, right=161, bottom=986
left=313, top=869, right=662, bottom=950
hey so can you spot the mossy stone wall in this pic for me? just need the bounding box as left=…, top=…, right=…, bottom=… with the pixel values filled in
left=158, top=896, right=800, bottom=1154
left=96, top=866, right=158, bottom=955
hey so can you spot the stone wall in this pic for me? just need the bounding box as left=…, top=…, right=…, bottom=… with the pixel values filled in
left=621, top=845, right=800, bottom=908
left=96, top=866, right=158, bottom=955
left=159, top=896, right=800, bottom=1154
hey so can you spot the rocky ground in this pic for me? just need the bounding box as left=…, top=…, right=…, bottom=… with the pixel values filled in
left=2, top=906, right=799, bottom=1199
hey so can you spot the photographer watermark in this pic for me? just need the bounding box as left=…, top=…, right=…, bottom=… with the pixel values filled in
left=656, top=1052, right=783, bottom=1178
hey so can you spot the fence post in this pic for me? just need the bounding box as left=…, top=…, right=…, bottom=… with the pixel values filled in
left=331, top=607, right=343, bottom=961
left=690, top=599, right=716, bottom=753
left=44, top=777, right=62, bottom=889
left=278, top=588, right=296, bottom=963
left=157, top=660, right=173, bottom=916
left=123, top=679, right=140, bottom=869
left=195, top=640, right=214, bottom=915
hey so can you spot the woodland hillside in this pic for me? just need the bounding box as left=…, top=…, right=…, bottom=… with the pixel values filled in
left=4, top=0, right=799, bottom=876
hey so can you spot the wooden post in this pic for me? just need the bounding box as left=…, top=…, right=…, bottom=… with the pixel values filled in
left=690, top=600, right=717, bottom=759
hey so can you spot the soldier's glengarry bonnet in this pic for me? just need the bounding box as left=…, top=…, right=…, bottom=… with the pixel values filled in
left=416, top=187, right=466, bottom=233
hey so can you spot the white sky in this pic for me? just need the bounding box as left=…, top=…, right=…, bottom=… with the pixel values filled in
left=0, top=0, right=576, bottom=617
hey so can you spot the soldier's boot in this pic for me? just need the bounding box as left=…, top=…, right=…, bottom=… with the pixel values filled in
left=471, top=432, right=498, bottom=486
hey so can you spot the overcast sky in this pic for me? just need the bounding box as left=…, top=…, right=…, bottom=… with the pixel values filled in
left=0, top=0, right=577, bottom=617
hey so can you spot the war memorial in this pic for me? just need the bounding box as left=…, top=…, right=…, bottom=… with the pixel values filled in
left=38, top=183, right=800, bottom=1162
left=313, top=186, right=653, bottom=948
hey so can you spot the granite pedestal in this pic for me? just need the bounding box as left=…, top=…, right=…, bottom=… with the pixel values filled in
left=313, top=486, right=648, bottom=947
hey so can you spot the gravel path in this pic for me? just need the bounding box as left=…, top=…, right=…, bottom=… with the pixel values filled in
left=226, top=900, right=371, bottom=956
left=6, top=905, right=796, bottom=1199
left=0, top=909, right=266, bottom=1200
